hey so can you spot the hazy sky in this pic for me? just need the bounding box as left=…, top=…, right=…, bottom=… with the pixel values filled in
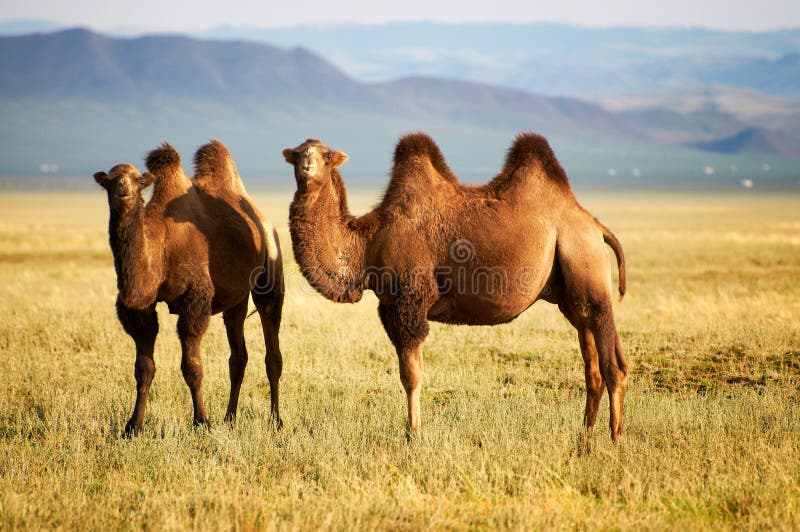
left=2, top=0, right=799, bottom=32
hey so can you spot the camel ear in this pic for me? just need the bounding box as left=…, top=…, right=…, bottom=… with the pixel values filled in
left=93, top=171, right=109, bottom=187
left=282, top=148, right=296, bottom=165
left=331, top=151, right=348, bottom=167
left=140, top=172, right=155, bottom=189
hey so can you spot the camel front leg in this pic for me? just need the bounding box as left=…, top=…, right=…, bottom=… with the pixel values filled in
left=117, top=300, right=159, bottom=436
left=379, top=301, right=429, bottom=437
left=399, top=343, right=424, bottom=433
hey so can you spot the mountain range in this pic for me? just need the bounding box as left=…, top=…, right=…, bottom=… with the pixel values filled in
left=0, top=25, right=798, bottom=186
left=692, top=127, right=800, bottom=158
left=200, top=23, right=800, bottom=97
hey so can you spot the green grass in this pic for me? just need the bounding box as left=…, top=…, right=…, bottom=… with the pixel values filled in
left=0, top=189, right=798, bottom=529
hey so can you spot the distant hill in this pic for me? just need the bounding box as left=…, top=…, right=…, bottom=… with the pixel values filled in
left=0, top=28, right=649, bottom=178
left=0, top=28, right=368, bottom=103
left=596, top=85, right=800, bottom=146
left=0, top=27, right=798, bottom=185
left=691, top=127, right=800, bottom=158
left=4, top=21, right=800, bottom=97
left=0, top=28, right=647, bottom=128
left=374, top=76, right=644, bottom=138
left=202, top=22, right=800, bottom=97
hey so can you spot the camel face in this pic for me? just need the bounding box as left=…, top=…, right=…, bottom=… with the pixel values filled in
left=283, top=139, right=348, bottom=188
left=93, top=164, right=154, bottom=212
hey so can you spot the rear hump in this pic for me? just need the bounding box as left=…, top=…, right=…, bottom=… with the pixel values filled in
left=503, top=132, right=570, bottom=187
left=193, top=140, right=243, bottom=194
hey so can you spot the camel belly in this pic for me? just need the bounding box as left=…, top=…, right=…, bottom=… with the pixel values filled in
left=428, top=292, right=538, bottom=325
left=428, top=260, right=551, bottom=325
left=427, top=226, right=556, bottom=325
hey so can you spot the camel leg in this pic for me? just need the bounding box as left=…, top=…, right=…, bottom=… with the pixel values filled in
left=556, top=218, right=628, bottom=442
left=379, top=302, right=429, bottom=436
left=558, top=301, right=604, bottom=437
left=578, top=328, right=605, bottom=435
left=177, top=290, right=211, bottom=428
left=399, top=343, right=424, bottom=434
left=117, top=299, right=158, bottom=436
left=223, top=297, right=249, bottom=423
left=253, top=285, right=283, bottom=429
left=589, top=304, right=628, bottom=442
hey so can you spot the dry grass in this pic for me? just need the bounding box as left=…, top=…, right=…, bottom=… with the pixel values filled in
left=0, top=188, right=799, bottom=529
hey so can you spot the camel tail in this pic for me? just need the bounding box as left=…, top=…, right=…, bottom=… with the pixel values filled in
left=597, top=219, right=626, bottom=301
left=393, top=132, right=458, bottom=183
left=145, top=141, right=182, bottom=178
left=193, top=139, right=242, bottom=192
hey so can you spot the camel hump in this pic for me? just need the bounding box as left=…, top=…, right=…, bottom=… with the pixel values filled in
left=503, top=132, right=570, bottom=187
left=145, top=141, right=183, bottom=178
left=193, top=140, right=243, bottom=193
left=393, top=132, right=458, bottom=184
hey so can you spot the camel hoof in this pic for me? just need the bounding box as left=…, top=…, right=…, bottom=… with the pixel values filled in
left=574, top=433, right=594, bottom=457
left=273, top=416, right=284, bottom=431
left=405, top=427, right=420, bottom=444
left=223, top=412, right=236, bottom=425
left=192, top=418, right=211, bottom=431
left=122, top=421, right=141, bottom=438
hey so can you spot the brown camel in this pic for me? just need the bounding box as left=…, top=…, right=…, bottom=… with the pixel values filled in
left=283, top=132, right=629, bottom=441
left=94, top=140, right=284, bottom=435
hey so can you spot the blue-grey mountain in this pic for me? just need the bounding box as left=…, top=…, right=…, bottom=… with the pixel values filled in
left=1, top=27, right=797, bottom=186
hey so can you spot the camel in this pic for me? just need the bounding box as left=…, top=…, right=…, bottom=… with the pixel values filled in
left=283, top=132, right=629, bottom=441
left=94, top=140, right=284, bottom=435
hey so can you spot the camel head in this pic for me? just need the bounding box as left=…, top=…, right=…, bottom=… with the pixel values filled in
left=93, top=163, right=155, bottom=213
left=282, top=139, right=348, bottom=190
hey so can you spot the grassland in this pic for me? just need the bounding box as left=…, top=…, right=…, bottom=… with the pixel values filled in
left=0, top=188, right=798, bottom=529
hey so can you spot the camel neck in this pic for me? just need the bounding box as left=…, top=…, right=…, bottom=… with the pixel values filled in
left=108, top=200, right=159, bottom=308
left=289, top=171, right=373, bottom=303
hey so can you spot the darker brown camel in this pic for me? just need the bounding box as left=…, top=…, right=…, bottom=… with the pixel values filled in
left=284, top=132, right=629, bottom=441
left=94, top=140, right=284, bottom=435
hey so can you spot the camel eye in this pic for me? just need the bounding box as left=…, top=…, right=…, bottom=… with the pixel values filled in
left=139, top=177, right=145, bottom=186
left=325, top=152, right=332, bottom=162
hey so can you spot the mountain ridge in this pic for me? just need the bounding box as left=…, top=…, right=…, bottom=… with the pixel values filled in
left=691, top=127, right=800, bottom=158
left=0, top=27, right=797, bottom=182
left=0, top=27, right=643, bottom=138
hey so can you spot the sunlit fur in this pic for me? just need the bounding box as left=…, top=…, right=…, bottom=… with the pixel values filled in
left=285, top=131, right=628, bottom=441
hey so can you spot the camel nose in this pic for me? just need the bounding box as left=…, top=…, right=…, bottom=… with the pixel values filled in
left=117, top=181, right=133, bottom=197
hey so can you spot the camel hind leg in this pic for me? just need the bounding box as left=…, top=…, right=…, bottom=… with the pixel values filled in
left=556, top=221, right=629, bottom=442
left=558, top=301, right=604, bottom=436
left=223, top=297, right=249, bottom=423
left=252, top=273, right=284, bottom=429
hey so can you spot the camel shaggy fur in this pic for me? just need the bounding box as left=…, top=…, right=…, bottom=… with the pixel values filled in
left=283, top=132, right=629, bottom=441
left=94, top=140, right=284, bottom=435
